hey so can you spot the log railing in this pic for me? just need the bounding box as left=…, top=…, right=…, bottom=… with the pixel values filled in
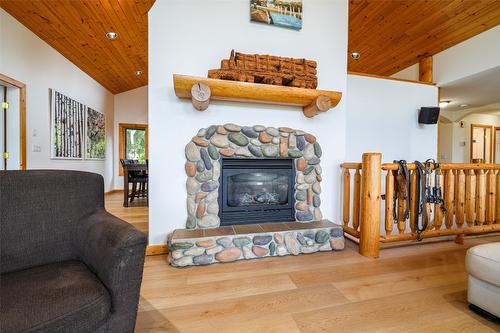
left=341, top=153, right=500, bottom=258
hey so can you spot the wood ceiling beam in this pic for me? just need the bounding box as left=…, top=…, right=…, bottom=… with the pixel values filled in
left=419, top=56, right=433, bottom=83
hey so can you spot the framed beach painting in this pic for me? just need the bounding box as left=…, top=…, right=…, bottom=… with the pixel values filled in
left=50, top=89, right=85, bottom=159
left=85, top=107, right=106, bottom=160
left=250, top=0, right=302, bottom=30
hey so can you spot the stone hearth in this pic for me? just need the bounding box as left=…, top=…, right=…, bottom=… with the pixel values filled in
left=169, top=220, right=344, bottom=267
left=185, top=124, right=323, bottom=229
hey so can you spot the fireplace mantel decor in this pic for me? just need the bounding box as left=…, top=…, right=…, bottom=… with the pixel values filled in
left=185, top=124, right=323, bottom=229
left=173, top=74, right=342, bottom=117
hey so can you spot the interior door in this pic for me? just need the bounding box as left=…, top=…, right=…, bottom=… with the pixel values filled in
left=485, top=127, right=491, bottom=163
left=471, top=125, right=492, bottom=163
left=0, top=84, right=21, bottom=170
left=472, top=127, right=484, bottom=160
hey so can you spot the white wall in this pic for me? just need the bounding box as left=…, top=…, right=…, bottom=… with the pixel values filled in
left=113, top=86, right=148, bottom=189
left=441, top=113, right=500, bottom=163
left=0, top=85, right=20, bottom=170
left=346, top=74, right=439, bottom=162
left=438, top=121, right=454, bottom=163
left=0, top=9, right=115, bottom=190
left=434, top=26, right=500, bottom=86
left=391, top=63, right=419, bottom=81
left=148, top=0, right=348, bottom=245
left=391, top=26, right=500, bottom=85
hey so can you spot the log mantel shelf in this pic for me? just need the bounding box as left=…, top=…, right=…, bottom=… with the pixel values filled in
left=173, top=74, right=342, bottom=118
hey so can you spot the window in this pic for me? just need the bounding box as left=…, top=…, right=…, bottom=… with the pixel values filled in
left=125, top=128, right=146, bottom=162
left=119, top=123, right=148, bottom=176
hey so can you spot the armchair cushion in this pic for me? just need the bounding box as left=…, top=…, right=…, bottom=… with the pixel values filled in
left=1, top=261, right=111, bottom=333
left=466, top=242, right=500, bottom=287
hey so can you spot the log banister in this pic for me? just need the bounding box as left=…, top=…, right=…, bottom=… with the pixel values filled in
left=359, top=153, right=382, bottom=258
left=382, top=163, right=500, bottom=171
left=342, top=153, right=500, bottom=258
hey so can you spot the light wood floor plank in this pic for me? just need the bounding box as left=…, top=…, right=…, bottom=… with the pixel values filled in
left=103, top=193, right=500, bottom=332
left=140, top=273, right=297, bottom=311
left=137, top=285, right=348, bottom=333
left=293, top=283, right=498, bottom=332
left=106, top=191, right=148, bottom=235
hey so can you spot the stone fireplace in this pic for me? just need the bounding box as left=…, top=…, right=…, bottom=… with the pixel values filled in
left=168, top=124, right=343, bottom=267
left=185, top=124, right=323, bottom=229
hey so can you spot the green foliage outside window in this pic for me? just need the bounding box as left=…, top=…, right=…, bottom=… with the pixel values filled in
left=125, top=129, right=146, bottom=163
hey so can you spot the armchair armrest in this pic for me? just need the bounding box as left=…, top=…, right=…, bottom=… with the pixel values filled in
left=75, top=209, right=147, bottom=332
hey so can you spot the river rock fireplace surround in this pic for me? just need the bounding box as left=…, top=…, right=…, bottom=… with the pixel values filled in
left=168, top=124, right=344, bottom=267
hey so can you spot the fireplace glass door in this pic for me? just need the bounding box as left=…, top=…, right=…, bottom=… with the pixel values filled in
left=219, top=158, right=295, bottom=226
left=227, top=171, right=290, bottom=207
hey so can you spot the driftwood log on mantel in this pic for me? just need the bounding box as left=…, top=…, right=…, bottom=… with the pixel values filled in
left=208, top=49, right=318, bottom=89
left=173, top=74, right=342, bottom=118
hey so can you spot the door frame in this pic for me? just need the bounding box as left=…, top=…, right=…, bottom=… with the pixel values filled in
left=118, top=123, right=148, bottom=176
left=0, top=73, right=26, bottom=170
left=470, top=123, right=493, bottom=163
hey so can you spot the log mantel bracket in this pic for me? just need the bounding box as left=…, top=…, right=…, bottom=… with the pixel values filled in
left=173, top=74, right=342, bottom=118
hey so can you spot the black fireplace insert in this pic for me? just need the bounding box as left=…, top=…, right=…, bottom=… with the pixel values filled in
left=218, top=158, right=296, bottom=226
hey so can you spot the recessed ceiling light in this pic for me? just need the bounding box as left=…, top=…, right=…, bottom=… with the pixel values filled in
left=460, top=103, right=469, bottom=107
left=135, top=70, right=142, bottom=76
left=439, top=100, right=451, bottom=108
left=351, top=52, right=361, bottom=60
left=105, top=32, right=118, bottom=40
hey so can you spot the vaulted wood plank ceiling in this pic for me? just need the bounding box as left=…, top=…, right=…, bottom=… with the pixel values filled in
left=1, top=1, right=499, bottom=94
left=1, top=0, right=155, bottom=94
left=348, top=0, right=500, bottom=76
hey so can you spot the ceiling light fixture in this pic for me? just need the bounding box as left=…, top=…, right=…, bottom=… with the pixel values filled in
left=460, top=103, right=469, bottom=107
left=351, top=52, right=361, bottom=60
left=135, top=70, right=142, bottom=76
left=105, top=32, right=118, bottom=40
left=439, top=100, right=451, bottom=108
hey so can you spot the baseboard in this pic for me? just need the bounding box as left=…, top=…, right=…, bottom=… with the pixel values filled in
left=146, top=244, right=168, bottom=256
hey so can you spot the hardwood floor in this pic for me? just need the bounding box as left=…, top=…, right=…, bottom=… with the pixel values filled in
left=106, top=191, right=148, bottom=235
left=104, top=193, right=500, bottom=332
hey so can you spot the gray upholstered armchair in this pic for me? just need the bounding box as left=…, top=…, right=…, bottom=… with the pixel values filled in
left=0, top=170, right=147, bottom=333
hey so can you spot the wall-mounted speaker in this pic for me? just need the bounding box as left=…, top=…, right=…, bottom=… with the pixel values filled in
left=418, top=107, right=440, bottom=124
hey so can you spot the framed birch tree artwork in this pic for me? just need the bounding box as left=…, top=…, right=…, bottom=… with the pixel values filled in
left=51, top=89, right=85, bottom=159
left=85, top=107, right=106, bottom=160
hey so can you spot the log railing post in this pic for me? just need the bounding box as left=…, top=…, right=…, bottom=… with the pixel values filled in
left=343, top=168, right=351, bottom=228
left=465, top=170, right=476, bottom=228
left=409, top=170, right=417, bottom=233
left=433, top=172, right=444, bottom=230
left=359, top=153, right=382, bottom=258
left=353, top=168, right=362, bottom=231
left=486, top=170, right=496, bottom=225
left=444, top=170, right=455, bottom=229
left=496, top=170, right=500, bottom=223
left=385, top=170, right=394, bottom=236
left=476, top=169, right=486, bottom=226
left=455, top=169, right=465, bottom=229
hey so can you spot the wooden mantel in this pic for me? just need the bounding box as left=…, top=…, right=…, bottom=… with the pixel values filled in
left=173, top=74, right=342, bottom=118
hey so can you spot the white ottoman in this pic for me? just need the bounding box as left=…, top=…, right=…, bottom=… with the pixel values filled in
left=466, top=242, right=500, bottom=318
